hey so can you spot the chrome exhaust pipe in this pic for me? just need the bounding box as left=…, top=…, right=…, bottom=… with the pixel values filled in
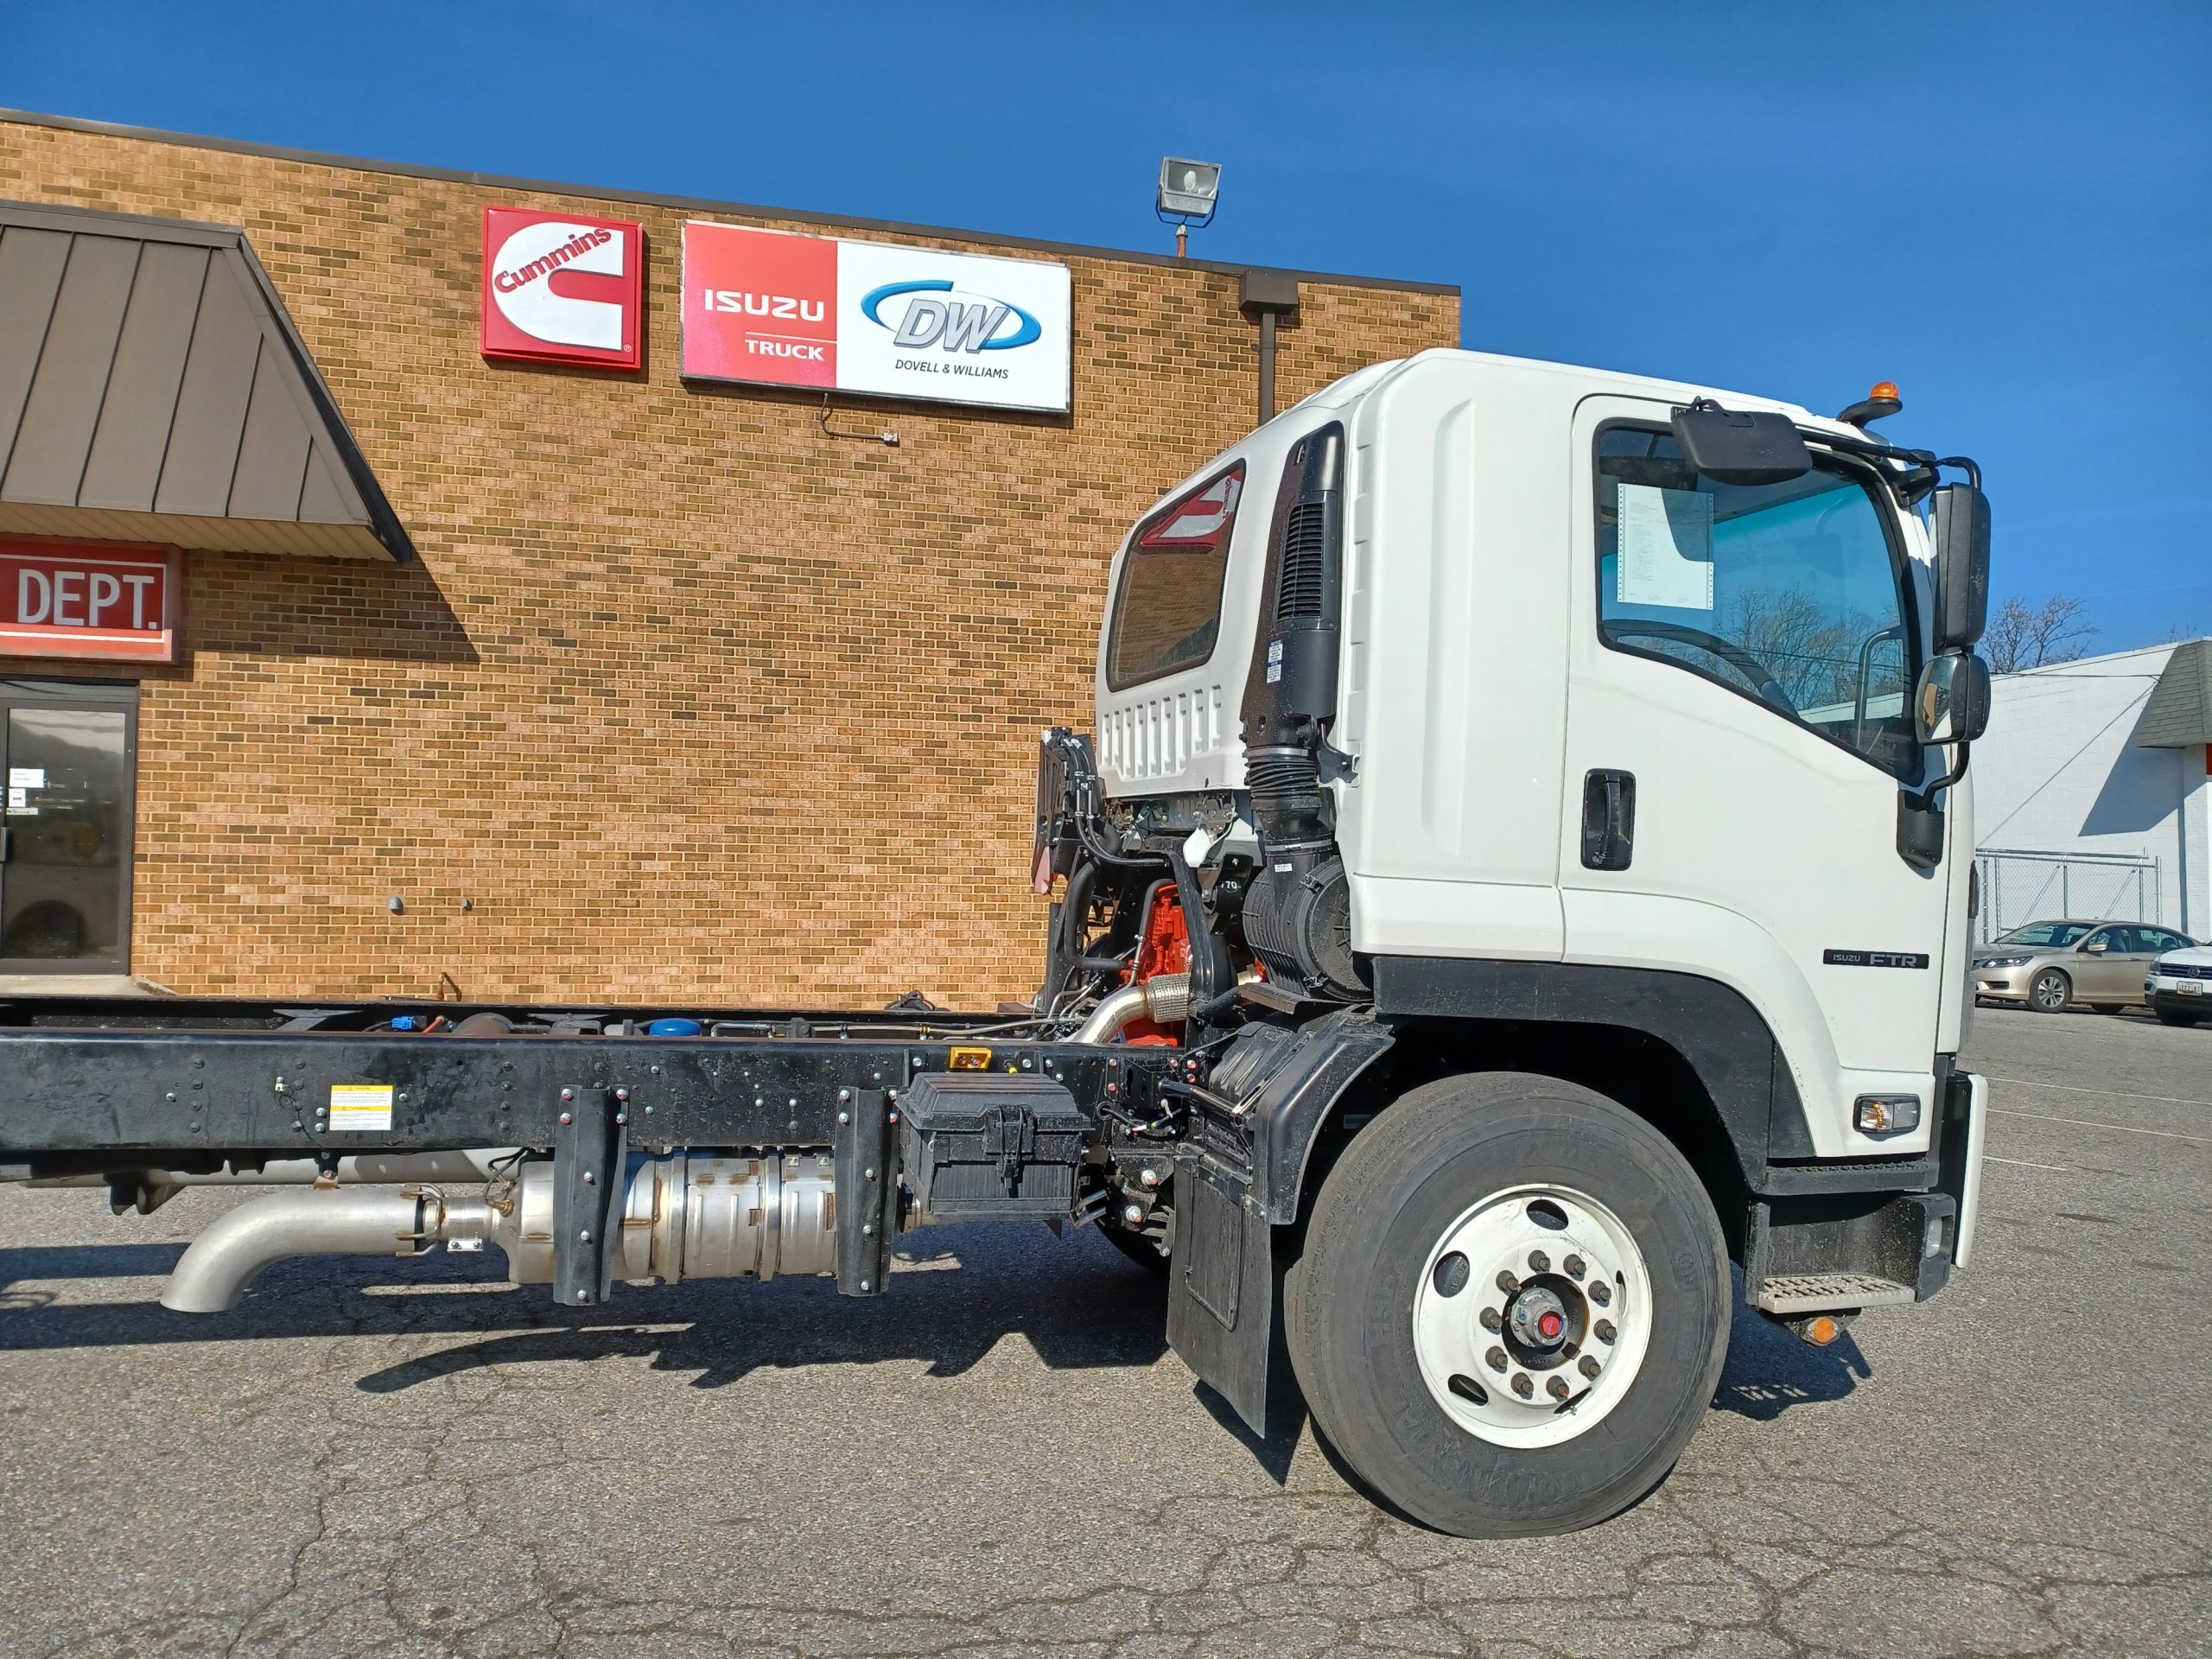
left=160, top=1186, right=486, bottom=1313
left=1073, top=973, right=1192, bottom=1044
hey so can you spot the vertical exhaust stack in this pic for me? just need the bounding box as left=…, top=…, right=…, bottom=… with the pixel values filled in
left=1236, top=423, right=1366, bottom=1000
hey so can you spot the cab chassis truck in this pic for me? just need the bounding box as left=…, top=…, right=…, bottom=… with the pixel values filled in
left=0, top=351, right=1993, bottom=1536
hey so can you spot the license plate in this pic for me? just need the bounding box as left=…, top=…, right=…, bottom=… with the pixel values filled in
left=2180, top=982, right=2202, bottom=996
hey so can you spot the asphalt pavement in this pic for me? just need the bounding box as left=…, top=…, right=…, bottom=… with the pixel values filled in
left=2, top=1001, right=2207, bottom=1657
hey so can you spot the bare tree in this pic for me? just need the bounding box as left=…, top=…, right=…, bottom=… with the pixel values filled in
left=1984, top=594, right=2097, bottom=673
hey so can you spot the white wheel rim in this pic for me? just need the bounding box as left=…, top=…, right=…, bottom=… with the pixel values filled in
left=1411, top=1184, right=1655, bottom=1448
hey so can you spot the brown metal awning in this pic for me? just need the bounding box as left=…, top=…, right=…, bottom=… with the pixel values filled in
left=2134, top=639, right=2212, bottom=748
left=0, top=200, right=412, bottom=561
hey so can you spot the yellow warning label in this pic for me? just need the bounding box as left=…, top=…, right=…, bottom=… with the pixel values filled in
left=328, top=1083, right=394, bottom=1131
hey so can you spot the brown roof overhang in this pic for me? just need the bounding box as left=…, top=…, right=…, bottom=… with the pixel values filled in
left=0, top=200, right=412, bottom=562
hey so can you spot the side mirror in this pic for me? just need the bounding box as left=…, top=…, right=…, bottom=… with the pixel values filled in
left=1670, top=404, right=1811, bottom=486
left=1914, top=650, right=1991, bottom=745
left=1930, top=483, right=1991, bottom=651
left=2082, top=939, right=2108, bottom=955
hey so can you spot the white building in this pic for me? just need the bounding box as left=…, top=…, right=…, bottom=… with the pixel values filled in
left=1971, top=640, right=2212, bottom=942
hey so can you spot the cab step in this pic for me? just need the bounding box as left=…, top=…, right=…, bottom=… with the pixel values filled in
left=1754, top=1272, right=1916, bottom=1314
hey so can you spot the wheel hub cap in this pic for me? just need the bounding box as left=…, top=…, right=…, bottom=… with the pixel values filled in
left=1413, top=1185, right=1656, bottom=1448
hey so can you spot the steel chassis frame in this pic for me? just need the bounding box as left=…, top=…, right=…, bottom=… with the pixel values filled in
left=0, top=994, right=1190, bottom=1308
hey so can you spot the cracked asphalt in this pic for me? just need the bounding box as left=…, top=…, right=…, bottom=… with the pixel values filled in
left=2, top=1003, right=2207, bottom=1657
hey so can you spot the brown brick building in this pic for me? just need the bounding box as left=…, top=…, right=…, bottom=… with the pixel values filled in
left=0, top=110, right=1456, bottom=1007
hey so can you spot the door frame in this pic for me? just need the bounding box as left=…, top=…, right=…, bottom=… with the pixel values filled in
left=0, top=677, right=139, bottom=976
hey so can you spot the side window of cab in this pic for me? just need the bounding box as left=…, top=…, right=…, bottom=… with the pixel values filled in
left=1105, top=464, right=1245, bottom=689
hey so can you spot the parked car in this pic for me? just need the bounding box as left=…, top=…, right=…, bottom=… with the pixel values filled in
left=1970, top=920, right=2199, bottom=1013
left=2142, top=944, right=2212, bottom=1027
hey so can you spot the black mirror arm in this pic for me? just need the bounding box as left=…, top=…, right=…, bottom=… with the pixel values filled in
left=1904, top=741, right=1970, bottom=813
left=1933, top=454, right=1982, bottom=490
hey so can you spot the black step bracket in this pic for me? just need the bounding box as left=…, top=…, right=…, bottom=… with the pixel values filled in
left=552, top=1084, right=626, bottom=1307
left=834, top=1086, right=898, bottom=1296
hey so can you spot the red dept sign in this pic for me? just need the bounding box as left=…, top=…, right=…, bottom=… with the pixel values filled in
left=0, top=537, right=178, bottom=663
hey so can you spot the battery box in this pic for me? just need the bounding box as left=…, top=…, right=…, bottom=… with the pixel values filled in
left=898, top=1073, right=1090, bottom=1221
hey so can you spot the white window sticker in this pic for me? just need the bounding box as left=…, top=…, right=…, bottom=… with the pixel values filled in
left=8, top=768, right=44, bottom=789
left=6, top=787, right=25, bottom=811
left=1616, top=483, right=1715, bottom=611
left=328, top=1083, right=394, bottom=1132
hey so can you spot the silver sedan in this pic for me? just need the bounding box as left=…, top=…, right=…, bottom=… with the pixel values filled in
left=1970, top=919, right=2198, bottom=1013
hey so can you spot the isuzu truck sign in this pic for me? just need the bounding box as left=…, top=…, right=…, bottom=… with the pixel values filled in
left=481, top=207, right=644, bottom=371
left=681, top=221, right=1071, bottom=413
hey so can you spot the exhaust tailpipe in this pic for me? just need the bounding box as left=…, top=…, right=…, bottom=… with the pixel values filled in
left=160, top=1187, right=486, bottom=1313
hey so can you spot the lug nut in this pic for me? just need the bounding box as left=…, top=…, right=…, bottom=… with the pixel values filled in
left=1496, top=1270, right=1520, bottom=1295
left=1563, top=1254, right=1586, bottom=1278
left=1124, top=1204, right=1146, bottom=1225
left=1478, top=1307, right=1503, bottom=1332
left=1546, top=1376, right=1571, bottom=1402
left=1595, top=1318, right=1617, bottom=1344
left=1589, top=1280, right=1612, bottom=1306
left=1486, top=1346, right=1509, bottom=1372
left=1528, top=1250, right=1550, bottom=1274
left=1510, top=1373, right=1534, bottom=1398
left=1139, top=1168, right=1160, bottom=1188
left=1580, top=1355, right=1601, bottom=1380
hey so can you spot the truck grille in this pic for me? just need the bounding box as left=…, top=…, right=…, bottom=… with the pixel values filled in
left=2159, top=961, right=2211, bottom=978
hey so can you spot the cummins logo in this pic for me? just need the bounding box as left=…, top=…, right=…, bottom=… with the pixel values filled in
left=481, top=207, right=644, bottom=371
left=860, top=280, right=1042, bottom=353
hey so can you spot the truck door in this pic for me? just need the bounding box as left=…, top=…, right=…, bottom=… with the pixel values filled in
left=1559, top=397, right=1947, bottom=1155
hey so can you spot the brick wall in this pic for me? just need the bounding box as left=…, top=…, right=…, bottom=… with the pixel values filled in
left=0, top=118, right=1458, bottom=1006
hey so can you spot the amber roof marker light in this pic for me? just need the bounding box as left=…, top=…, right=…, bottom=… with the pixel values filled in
left=1838, top=380, right=1904, bottom=428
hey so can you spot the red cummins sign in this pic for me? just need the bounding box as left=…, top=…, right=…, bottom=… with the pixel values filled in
left=0, top=537, right=178, bottom=664
left=480, top=207, right=645, bottom=371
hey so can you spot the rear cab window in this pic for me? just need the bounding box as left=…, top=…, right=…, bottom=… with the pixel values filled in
left=1106, top=463, right=1244, bottom=689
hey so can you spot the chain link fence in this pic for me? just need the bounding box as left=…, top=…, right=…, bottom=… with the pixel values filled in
left=1974, top=849, right=2164, bottom=944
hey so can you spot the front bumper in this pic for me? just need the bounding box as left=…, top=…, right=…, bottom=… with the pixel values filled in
left=1745, top=1070, right=1985, bottom=1313
left=1970, top=963, right=2037, bottom=1001
left=2145, top=974, right=2210, bottom=1013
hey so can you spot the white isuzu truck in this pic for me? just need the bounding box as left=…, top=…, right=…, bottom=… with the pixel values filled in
left=0, top=348, right=1993, bottom=1537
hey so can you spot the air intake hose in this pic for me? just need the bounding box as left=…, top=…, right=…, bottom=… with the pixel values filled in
left=1236, top=423, right=1365, bottom=1000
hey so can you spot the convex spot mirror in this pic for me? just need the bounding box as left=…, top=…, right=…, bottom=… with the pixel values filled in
left=1914, top=651, right=1991, bottom=746
left=1669, top=404, right=1811, bottom=486
left=1930, top=482, right=1992, bottom=652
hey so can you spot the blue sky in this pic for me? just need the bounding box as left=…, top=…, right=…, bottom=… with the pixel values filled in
left=5, top=2, right=2206, bottom=652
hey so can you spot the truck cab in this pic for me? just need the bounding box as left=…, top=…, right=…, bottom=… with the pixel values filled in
left=1061, top=347, right=1993, bottom=1533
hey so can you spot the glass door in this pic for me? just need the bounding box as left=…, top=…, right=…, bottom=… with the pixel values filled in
left=1, top=683, right=137, bottom=973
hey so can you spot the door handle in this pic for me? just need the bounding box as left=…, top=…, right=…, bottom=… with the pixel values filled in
left=1580, top=770, right=1636, bottom=871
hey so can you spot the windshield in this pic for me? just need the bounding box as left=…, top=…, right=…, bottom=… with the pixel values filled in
left=1993, top=922, right=2094, bottom=948
left=1597, top=429, right=1921, bottom=778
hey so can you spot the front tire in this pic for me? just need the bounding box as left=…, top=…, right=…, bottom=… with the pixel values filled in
left=2029, top=969, right=2072, bottom=1012
left=1285, top=1072, right=1728, bottom=1537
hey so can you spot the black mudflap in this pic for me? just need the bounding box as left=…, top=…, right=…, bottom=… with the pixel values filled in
left=1166, top=1151, right=1274, bottom=1434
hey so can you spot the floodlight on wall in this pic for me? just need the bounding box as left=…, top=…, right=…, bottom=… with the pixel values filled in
left=1156, top=157, right=1222, bottom=256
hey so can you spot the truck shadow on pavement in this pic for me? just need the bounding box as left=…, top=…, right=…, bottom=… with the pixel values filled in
left=0, top=1224, right=1173, bottom=1384
left=1707, top=1294, right=1872, bottom=1421
left=0, top=1230, right=1868, bottom=1426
